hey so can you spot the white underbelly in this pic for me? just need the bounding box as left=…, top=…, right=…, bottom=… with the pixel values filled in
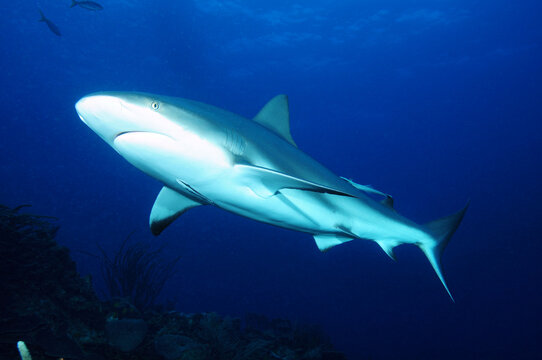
left=199, top=180, right=429, bottom=246
left=195, top=179, right=350, bottom=234
left=175, top=167, right=427, bottom=245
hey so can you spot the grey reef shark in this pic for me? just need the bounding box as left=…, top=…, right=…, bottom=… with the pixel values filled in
left=76, top=92, right=468, bottom=300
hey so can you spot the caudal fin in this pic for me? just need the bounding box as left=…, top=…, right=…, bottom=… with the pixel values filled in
left=420, top=202, right=469, bottom=301
left=38, top=9, right=46, bottom=21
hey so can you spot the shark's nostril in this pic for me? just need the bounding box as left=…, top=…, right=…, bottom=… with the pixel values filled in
left=119, top=99, right=128, bottom=114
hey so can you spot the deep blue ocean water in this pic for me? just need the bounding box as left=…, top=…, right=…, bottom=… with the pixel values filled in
left=1, top=1, right=541, bottom=359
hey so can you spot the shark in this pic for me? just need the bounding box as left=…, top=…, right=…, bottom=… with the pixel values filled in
left=75, top=92, right=468, bottom=300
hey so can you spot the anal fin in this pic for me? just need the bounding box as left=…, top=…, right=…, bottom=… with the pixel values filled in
left=376, top=240, right=398, bottom=260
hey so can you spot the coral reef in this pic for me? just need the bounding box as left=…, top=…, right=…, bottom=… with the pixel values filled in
left=0, top=204, right=347, bottom=359
left=0, top=205, right=102, bottom=360
left=98, top=232, right=181, bottom=312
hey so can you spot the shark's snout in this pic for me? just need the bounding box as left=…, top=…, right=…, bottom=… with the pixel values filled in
left=75, top=96, right=90, bottom=124
left=76, top=94, right=122, bottom=123
left=75, top=94, right=126, bottom=143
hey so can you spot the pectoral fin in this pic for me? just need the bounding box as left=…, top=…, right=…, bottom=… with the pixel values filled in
left=150, top=186, right=203, bottom=235
left=235, top=164, right=356, bottom=198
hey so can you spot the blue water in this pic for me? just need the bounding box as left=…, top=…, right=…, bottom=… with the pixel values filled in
left=1, top=1, right=541, bottom=358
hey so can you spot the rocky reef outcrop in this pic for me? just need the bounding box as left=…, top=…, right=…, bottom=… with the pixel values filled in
left=0, top=205, right=346, bottom=360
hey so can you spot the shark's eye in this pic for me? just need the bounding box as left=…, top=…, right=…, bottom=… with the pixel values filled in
left=151, top=101, right=160, bottom=110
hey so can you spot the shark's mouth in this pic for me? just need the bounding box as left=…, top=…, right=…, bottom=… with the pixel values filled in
left=114, top=131, right=172, bottom=140
left=112, top=131, right=179, bottom=164
left=114, top=131, right=134, bottom=139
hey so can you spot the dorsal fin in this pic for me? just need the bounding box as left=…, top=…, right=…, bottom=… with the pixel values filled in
left=253, top=95, right=297, bottom=147
left=341, top=177, right=393, bottom=208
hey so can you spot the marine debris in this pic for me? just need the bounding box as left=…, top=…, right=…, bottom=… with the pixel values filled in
left=0, top=204, right=347, bottom=359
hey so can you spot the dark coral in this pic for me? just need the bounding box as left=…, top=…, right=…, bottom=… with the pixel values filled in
left=0, top=205, right=103, bottom=359
left=98, top=232, right=181, bottom=312
left=0, top=204, right=347, bottom=360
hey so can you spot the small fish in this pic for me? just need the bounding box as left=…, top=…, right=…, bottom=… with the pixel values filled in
left=70, top=0, right=104, bottom=11
left=38, top=10, right=61, bottom=36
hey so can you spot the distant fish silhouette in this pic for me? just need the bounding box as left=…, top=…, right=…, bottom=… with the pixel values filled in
left=38, top=10, right=61, bottom=36
left=70, top=0, right=104, bottom=11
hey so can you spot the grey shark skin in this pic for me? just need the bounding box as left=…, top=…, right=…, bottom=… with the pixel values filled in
left=75, top=92, right=468, bottom=300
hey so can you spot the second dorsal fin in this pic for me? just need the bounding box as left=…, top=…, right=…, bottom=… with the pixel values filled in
left=253, top=95, right=297, bottom=147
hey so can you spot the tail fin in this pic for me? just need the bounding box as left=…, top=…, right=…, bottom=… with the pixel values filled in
left=420, top=202, right=469, bottom=301
left=38, top=9, right=45, bottom=21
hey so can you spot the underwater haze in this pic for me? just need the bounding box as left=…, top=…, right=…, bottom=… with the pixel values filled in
left=1, top=0, right=541, bottom=359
